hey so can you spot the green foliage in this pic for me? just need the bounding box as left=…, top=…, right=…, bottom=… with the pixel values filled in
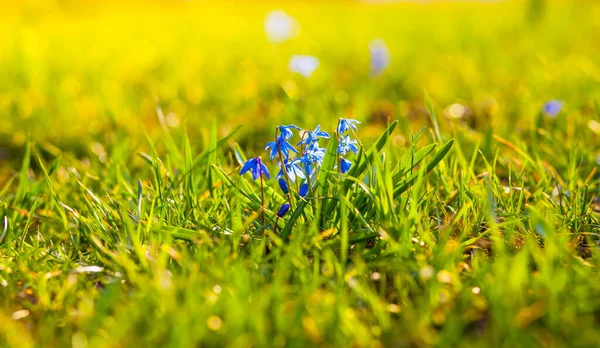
left=0, top=1, right=600, bottom=347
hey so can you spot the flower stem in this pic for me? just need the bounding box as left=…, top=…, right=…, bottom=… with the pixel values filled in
left=259, top=160, right=266, bottom=227
left=275, top=127, right=296, bottom=209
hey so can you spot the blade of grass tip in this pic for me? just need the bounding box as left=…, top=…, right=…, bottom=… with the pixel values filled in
left=117, top=203, right=148, bottom=269
left=47, top=155, right=62, bottom=176
left=424, top=89, right=443, bottom=142
left=183, top=134, right=196, bottom=207
left=143, top=130, right=165, bottom=203
left=156, top=103, right=183, bottom=163
left=0, top=176, right=16, bottom=203
left=16, top=140, right=31, bottom=204
left=137, top=179, right=143, bottom=218
left=401, top=164, right=427, bottom=242
left=207, top=119, right=218, bottom=197
left=191, top=125, right=242, bottom=167
left=233, top=143, right=248, bottom=166
left=394, top=143, right=435, bottom=180
left=19, top=196, right=40, bottom=246
left=36, top=155, right=69, bottom=229
left=393, top=139, right=454, bottom=198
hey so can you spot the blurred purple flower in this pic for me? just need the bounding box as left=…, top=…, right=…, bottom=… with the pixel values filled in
left=542, top=100, right=563, bottom=118
left=369, top=39, right=390, bottom=77
left=289, top=55, right=319, bottom=78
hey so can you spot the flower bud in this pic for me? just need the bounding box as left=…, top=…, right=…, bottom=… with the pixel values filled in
left=277, top=203, right=291, bottom=217
left=278, top=177, right=289, bottom=194
left=299, top=183, right=309, bottom=198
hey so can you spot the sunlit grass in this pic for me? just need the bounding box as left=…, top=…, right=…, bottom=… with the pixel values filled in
left=0, top=0, right=599, bottom=346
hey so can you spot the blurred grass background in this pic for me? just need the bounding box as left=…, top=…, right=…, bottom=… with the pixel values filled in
left=1, top=0, right=599, bottom=163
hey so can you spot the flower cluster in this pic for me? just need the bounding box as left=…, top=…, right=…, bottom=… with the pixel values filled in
left=240, top=120, right=359, bottom=222
left=336, top=119, right=360, bottom=174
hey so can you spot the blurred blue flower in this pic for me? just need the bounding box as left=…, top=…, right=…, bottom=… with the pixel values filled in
left=265, top=136, right=298, bottom=160
left=265, top=10, right=296, bottom=43
left=303, top=144, right=326, bottom=165
left=289, top=55, right=320, bottom=78
left=299, top=183, right=309, bottom=197
left=240, top=157, right=270, bottom=180
left=278, top=177, right=289, bottom=194
left=338, top=135, right=358, bottom=155
left=340, top=158, right=352, bottom=174
left=298, top=125, right=330, bottom=148
left=277, top=158, right=305, bottom=182
left=299, top=144, right=326, bottom=176
left=276, top=203, right=291, bottom=217
left=337, top=118, right=360, bottom=135
left=279, top=124, right=301, bottom=140
left=542, top=100, right=563, bottom=118
left=369, top=39, right=390, bottom=77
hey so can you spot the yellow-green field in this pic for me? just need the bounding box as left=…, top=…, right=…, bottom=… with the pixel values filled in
left=0, top=0, right=600, bottom=346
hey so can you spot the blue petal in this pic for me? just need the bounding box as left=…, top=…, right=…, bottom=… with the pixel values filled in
left=279, top=125, right=300, bottom=139
left=338, top=118, right=361, bottom=134
left=240, top=158, right=257, bottom=175
left=260, top=162, right=271, bottom=179
left=250, top=165, right=261, bottom=180
left=340, top=158, right=352, bottom=174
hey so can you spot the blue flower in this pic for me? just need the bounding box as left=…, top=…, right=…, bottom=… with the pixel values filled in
left=276, top=203, right=291, bottom=217
left=240, top=157, right=270, bottom=180
left=542, top=100, right=563, bottom=118
left=278, top=177, right=289, bottom=194
left=338, top=135, right=358, bottom=156
left=369, top=39, right=390, bottom=77
left=298, top=125, right=330, bottom=149
left=279, top=124, right=301, bottom=140
left=265, top=136, right=298, bottom=160
left=289, top=55, right=320, bottom=78
left=298, top=183, right=309, bottom=197
left=337, top=118, right=360, bottom=135
left=302, top=145, right=326, bottom=165
left=340, top=158, right=352, bottom=174
left=298, top=145, right=326, bottom=177
left=277, top=158, right=305, bottom=182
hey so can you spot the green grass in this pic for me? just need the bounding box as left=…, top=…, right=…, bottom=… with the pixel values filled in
left=1, top=0, right=600, bottom=346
